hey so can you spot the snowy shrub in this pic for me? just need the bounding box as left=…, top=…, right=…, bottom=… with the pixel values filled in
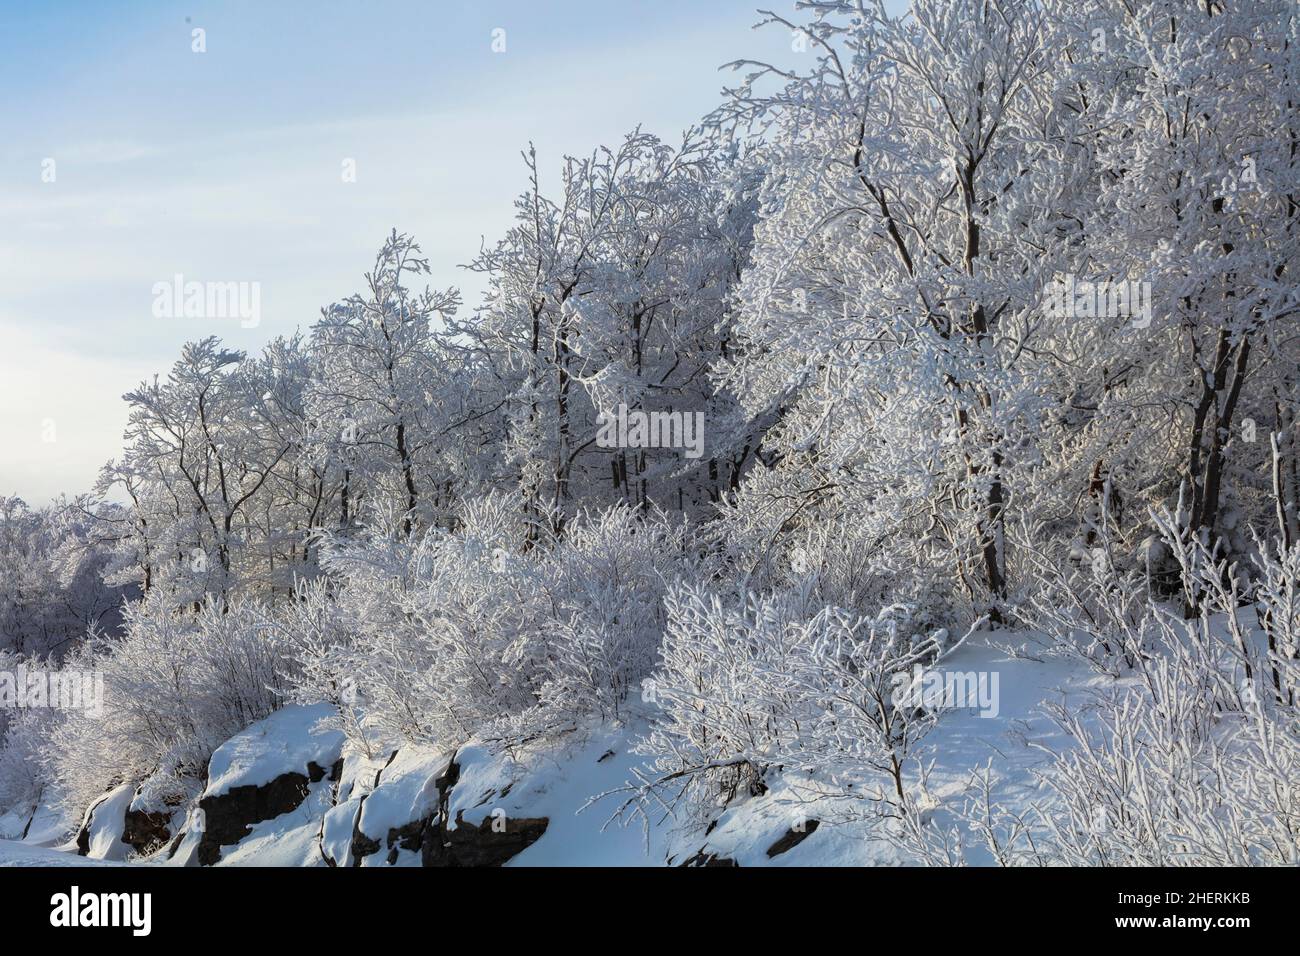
left=0, top=698, right=60, bottom=819
left=307, top=496, right=693, bottom=753
left=0, top=719, right=43, bottom=817
left=43, top=592, right=293, bottom=815
left=712, top=466, right=964, bottom=633
left=272, top=578, right=371, bottom=753
left=1253, top=537, right=1300, bottom=707
left=0, top=496, right=127, bottom=660
left=332, top=494, right=546, bottom=747
left=1030, top=668, right=1299, bottom=866
left=993, top=520, right=1300, bottom=866
left=527, top=505, right=694, bottom=726
left=612, top=580, right=967, bottom=832
left=1018, top=528, right=1155, bottom=675
left=1017, top=502, right=1270, bottom=683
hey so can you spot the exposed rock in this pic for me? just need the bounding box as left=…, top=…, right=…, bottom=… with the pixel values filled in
left=679, top=849, right=738, bottom=867
left=388, top=817, right=430, bottom=854
left=196, top=770, right=311, bottom=866
left=349, top=826, right=381, bottom=863
left=74, top=813, right=93, bottom=856
left=384, top=815, right=434, bottom=865
left=340, top=748, right=549, bottom=867
left=422, top=809, right=548, bottom=867
left=122, top=807, right=172, bottom=856
left=308, top=758, right=344, bottom=784
left=195, top=703, right=348, bottom=865
left=765, top=818, right=820, bottom=858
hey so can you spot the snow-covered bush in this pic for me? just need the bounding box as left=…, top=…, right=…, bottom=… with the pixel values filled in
left=305, top=494, right=544, bottom=749
left=989, top=519, right=1300, bottom=866
left=1030, top=664, right=1299, bottom=866
left=710, top=465, right=964, bottom=634
left=1017, top=530, right=1155, bottom=675
left=614, top=581, right=964, bottom=832
left=301, top=495, right=694, bottom=753
left=0, top=675, right=60, bottom=819
left=0, top=496, right=128, bottom=660
left=0, top=718, right=47, bottom=819
left=528, top=505, right=696, bottom=728
left=1253, top=537, right=1300, bottom=707
left=42, top=592, right=294, bottom=816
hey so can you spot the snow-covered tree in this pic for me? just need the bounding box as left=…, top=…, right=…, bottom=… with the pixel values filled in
left=307, top=231, right=468, bottom=537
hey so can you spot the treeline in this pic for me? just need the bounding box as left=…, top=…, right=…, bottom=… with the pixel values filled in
left=1, top=0, right=1298, bottom=865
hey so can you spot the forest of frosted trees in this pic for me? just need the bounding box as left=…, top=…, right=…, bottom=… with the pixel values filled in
left=2, top=0, right=1298, bottom=866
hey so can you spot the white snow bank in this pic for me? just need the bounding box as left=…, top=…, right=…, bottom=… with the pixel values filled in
left=0, top=838, right=122, bottom=867
left=320, top=797, right=362, bottom=866
left=82, top=782, right=134, bottom=862
left=203, top=703, right=345, bottom=799
left=0, top=798, right=74, bottom=847
left=215, top=780, right=335, bottom=867
left=448, top=724, right=670, bottom=866
left=354, top=746, right=447, bottom=867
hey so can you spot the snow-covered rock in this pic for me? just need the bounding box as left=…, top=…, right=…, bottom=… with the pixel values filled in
left=203, top=703, right=346, bottom=799
left=9, top=632, right=1108, bottom=868
left=75, top=782, right=133, bottom=861
left=338, top=743, right=550, bottom=868
left=348, top=747, right=445, bottom=867
left=195, top=703, right=345, bottom=865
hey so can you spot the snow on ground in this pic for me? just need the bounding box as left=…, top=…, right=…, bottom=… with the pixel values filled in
left=81, top=782, right=134, bottom=861
left=0, top=632, right=1108, bottom=866
left=676, top=633, right=1105, bottom=865
left=456, top=632, right=1104, bottom=866
left=454, top=724, right=674, bottom=866
left=213, top=779, right=336, bottom=867
left=0, top=839, right=121, bottom=867
left=0, top=801, right=71, bottom=846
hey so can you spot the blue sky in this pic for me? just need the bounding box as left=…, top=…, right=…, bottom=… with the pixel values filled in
left=0, top=1, right=865, bottom=503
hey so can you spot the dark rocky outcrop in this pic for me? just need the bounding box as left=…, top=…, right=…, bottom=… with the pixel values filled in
left=765, top=819, right=820, bottom=858
left=679, top=849, right=738, bottom=867
left=348, top=825, right=381, bottom=863
left=309, top=758, right=344, bottom=784
left=345, top=751, right=548, bottom=867
left=385, top=817, right=431, bottom=864
left=422, top=809, right=549, bottom=867
left=74, top=810, right=95, bottom=856
left=122, top=807, right=172, bottom=855
left=198, top=758, right=345, bottom=865
left=417, top=750, right=550, bottom=867
left=196, top=771, right=310, bottom=866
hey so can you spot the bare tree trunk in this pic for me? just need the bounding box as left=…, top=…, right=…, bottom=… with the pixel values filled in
left=395, top=419, right=418, bottom=537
